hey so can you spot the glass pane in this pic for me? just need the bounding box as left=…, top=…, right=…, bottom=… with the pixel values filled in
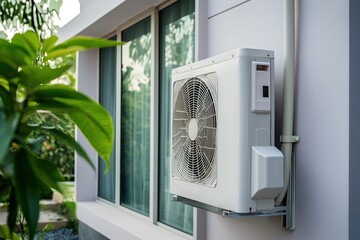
left=120, top=17, right=151, bottom=216
left=158, top=0, right=195, bottom=234
left=98, top=37, right=117, bottom=203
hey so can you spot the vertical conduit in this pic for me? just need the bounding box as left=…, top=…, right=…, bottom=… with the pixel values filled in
left=275, top=0, right=296, bottom=206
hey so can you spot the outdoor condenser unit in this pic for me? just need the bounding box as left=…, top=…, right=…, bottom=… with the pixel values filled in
left=170, top=48, right=284, bottom=214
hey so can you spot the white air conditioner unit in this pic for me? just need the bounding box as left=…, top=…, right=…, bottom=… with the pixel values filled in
left=170, top=48, right=284, bottom=213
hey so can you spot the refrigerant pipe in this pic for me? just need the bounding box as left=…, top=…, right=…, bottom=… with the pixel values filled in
left=275, top=0, right=297, bottom=206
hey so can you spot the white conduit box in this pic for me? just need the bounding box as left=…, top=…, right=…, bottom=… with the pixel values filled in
left=251, top=146, right=284, bottom=210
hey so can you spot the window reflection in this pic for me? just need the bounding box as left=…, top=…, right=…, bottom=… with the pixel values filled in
left=158, top=0, right=195, bottom=234
left=120, top=17, right=151, bottom=216
left=98, top=36, right=117, bottom=203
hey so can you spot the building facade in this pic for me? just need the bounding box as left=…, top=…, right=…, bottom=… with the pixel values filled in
left=59, top=0, right=359, bottom=239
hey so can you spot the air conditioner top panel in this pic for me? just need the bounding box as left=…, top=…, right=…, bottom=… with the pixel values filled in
left=172, top=48, right=274, bottom=76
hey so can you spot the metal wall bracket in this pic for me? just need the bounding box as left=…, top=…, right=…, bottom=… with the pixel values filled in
left=172, top=153, right=296, bottom=231
left=172, top=196, right=287, bottom=219
left=223, top=206, right=287, bottom=218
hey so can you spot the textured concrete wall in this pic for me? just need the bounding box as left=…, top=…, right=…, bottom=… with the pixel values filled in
left=79, top=221, right=109, bottom=240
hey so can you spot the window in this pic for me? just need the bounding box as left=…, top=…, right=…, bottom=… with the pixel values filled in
left=158, top=0, right=195, bottom=234
left=120, top=17, right=151, bottom=216
left=98, top=0, right=195, bottom=236
left=98, top=37, right=117, bottom=203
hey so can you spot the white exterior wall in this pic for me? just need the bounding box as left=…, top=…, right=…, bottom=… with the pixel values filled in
left=293, top=1, right=348, bottom=239
left=59, top=0, right=350, bottom=239
left=205, top=0, right=349, bottom=239
left=75, top=50, right=98, bottom=202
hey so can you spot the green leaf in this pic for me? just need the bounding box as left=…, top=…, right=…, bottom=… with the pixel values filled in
left=0, top=113, right=20, bottom=164
left=0, top=84, right=12, bottom=115
left=69, top=109, right=112, bottom=169
left=47, top=128, right=94, bottom=170
left=23, top=31, right=40, bottom=54
left=30, top=84, right=89, bottom=100
left=0, top=78, right=9, bottom=89
left=11, top=31, right=39, bottom=59
left=0, top=59, right=18, bottom=79
left=0, top=152, right=15, bottom=179
left=46, top=36, right=123, bottom=59
left=17, top=122, right=33, bottom=139
left=30, top=154, right=64, bottom=193
left=7, top=188, right=18, bottom=236
left=0, top=39, right=31, bottom=66
left=18, top=65, right=71, bottom=90
left=28, top=85, right=113, bottom=169
left=41, top=35, right=58, bottom=52
left=0, top=175, right=10, bottom=202
left=0, top=225, right=20, bottom=240
left=27, top=135, right=44, bottom=153
left=49, top=0, right=63, bottom=12
left=14, top=149, right=40, bottom=239
left=26, top=100, right=112, bottom=170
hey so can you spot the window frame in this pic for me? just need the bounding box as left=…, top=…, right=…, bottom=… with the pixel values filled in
left=94, top=1, right=207, bottom=239
left=118, top=12, right=153, bottom=218
left=97, top=9, right=155, bottom=223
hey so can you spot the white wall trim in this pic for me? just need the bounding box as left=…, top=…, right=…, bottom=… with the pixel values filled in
left=195, top=0, right=208, bottom=61
left=77, top=201, right=187, bottom=240
left=75, top=49, right=99, bottom=202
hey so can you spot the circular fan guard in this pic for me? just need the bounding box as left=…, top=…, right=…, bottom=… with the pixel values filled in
left=172, top=76, right=217, bottom=187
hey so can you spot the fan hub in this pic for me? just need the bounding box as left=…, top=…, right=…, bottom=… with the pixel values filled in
left=188, top=118, right=198, bottom=141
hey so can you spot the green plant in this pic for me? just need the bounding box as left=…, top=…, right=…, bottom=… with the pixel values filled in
left=37, top=223, right=54, bottom=240
left=0, top=0, right=63, bottom=39
left=0, top=31, right=122, bottom=239
left=15, top=210, right=27, bottom=239
left=0, top=225, right=19, bottom=240
left=28, top=112, right=75, bottom=180
left=60, top=201, right=77, bottom=234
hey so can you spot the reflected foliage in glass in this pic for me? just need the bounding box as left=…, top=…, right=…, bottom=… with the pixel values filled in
left=158, top=0, right=195, bottom=234
left=120, top=17, right=151, bottom=216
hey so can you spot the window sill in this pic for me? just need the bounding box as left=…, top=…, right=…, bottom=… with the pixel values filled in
left=77, top=201, right=189, bottom=240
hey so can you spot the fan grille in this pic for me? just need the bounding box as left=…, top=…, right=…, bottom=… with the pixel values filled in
left=172, top=74, right=217, bottom=187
